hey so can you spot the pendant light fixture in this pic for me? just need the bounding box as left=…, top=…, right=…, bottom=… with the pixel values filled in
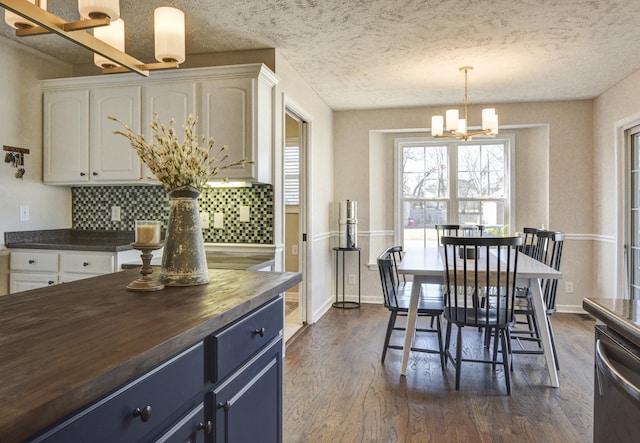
left=4, top=0, right=45, bottom=29
left=93, top=17, right=124, bottom=68
left=430, top=67, right=499, bottom=141
left=0, top=0, right=186, bottom=77
left=154, top=7, right=185, bottom=64
left=78, top=0, right=119, bottom=20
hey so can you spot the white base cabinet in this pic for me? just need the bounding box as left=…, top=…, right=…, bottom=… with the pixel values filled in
left=9, top=249, right=139, bottom=294
left=41, top=64, right=278, bottom=185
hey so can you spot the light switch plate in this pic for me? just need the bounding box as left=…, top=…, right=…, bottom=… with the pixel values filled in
left=213, top=213, right=224, bottom=229
left=19, top=205, right=29, bottom=221
left=111, top=206, right=121, bottom=222
left=199, top=211, right=210, bottom=229
left=239, top=206, right=250, bottom=222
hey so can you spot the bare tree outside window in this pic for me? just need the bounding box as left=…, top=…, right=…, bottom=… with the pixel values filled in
left=399, top=139, right=510, bottom=249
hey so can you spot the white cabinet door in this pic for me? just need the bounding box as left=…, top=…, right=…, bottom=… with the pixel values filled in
left=91, top=86, right=143, bottom=182
left=200, top=77, right=254, bottom=180
left=143, top=81, right=197, bottom=181
left=10, top=273, right=58, bottom=293
left=43, top=89, right=90, bottom=184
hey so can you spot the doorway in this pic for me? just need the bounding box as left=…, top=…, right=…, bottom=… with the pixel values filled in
left=283, top=110, right=308, bottom=341
left=627, top=124, right=640, bottom=299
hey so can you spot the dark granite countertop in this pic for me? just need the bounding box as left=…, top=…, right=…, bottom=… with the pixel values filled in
left=583, top=297, right=640, bottom=348
left=5, top=229, right=135, bottom=252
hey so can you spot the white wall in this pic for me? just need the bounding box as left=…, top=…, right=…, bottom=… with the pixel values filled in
left=594, top=69, right=640, bottom=300
left=0, top=37, right=72, bottom=248
left=274, top=53, right=335, bottom=323
left=334, top=100, right=593, bottom=312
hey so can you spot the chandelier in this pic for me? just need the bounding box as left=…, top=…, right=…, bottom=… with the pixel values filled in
left=1, top=0, right=185, bottom=77
left=430, top=66, right=498, bottom=141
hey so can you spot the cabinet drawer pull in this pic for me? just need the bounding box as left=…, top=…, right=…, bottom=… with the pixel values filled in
left=80, top=172, right=86, bottom=176
left=217, top=401, right=231, bottom=412
left=28, top=259, right=35, bottom=264
left=92, top=171, right=98, bottom=176
left=132, top=405, right=152, bottom=422
left=197, top=421, right=213, bottom=434
left=48, top=281, right=55, bottom=285
left=83, top=262, right=89, bottom=267
left=254, top=327, right=266, bottom=337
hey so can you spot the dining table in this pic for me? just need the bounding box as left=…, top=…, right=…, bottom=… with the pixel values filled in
left=396, top=247, right=563, bottom=387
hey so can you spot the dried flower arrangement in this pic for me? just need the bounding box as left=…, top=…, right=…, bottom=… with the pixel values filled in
left=109, top=113, right=249, bottom=191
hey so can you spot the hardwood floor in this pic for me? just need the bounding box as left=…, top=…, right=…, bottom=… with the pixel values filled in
left=283, top=304, right=595, bottom=442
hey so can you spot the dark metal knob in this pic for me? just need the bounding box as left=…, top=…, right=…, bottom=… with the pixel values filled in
left=132, top=406, right=152, bottom=422
left=254, top=327, right=266, bottom=337
left=83, top=262, right=89, bottom=267
left=28, top=259, right=35, bottom=264
left=92, top=171, right=98, bottom=176
left=48, top=281, right=54, bottom=285
left=217, top=401, right=231, bottom=412
left=80, top=172, right=86, bottom=176
left=197, top=421, right=213, bottom=434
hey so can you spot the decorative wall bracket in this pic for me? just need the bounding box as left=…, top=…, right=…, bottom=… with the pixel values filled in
left=3, top=145, right=29, bottom=179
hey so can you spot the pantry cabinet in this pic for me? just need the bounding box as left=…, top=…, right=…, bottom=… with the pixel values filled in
left=41, top=64, right=278, bottom=185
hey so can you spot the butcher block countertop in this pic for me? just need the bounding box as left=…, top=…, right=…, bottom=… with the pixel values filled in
left=0, top=268, right=301, bottom=442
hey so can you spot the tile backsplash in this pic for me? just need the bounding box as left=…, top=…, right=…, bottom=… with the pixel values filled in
left=72, top=185, right=273, bottom=244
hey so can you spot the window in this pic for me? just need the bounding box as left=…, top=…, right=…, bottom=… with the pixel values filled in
left=284, top=145, right=300, bottom=206
left=397, top=137, right=512, bottom=248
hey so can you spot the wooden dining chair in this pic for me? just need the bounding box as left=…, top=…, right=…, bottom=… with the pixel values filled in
left=440, top=235, right=522, bottom=394
left=377, top=254, right=445, bottom=367
left=435, top=224, right=460, bottom=245
left=510, top=231, right=565, bottom=370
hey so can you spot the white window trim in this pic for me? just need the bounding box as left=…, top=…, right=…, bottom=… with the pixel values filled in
left=393, top=134, right=516, bottom=246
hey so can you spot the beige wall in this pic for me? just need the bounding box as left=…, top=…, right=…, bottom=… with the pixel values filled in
left=274, top=52, right=335, bottom=323
left=594, top=69, right=640, bottom=298
left=0, top=37, right=73, bottom=249
left=335, top=100, right=593, bottom=312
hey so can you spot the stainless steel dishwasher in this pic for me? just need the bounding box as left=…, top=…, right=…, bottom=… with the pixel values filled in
left=594, top=324, right=640, bottom=442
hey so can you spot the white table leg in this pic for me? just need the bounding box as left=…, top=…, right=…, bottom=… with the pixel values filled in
left=528, top=277, right=559, bottom=387
left=400, top=275, right=425, bottom=375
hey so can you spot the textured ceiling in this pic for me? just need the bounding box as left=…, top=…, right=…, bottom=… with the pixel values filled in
left=2, top=0, right=640, bottom=110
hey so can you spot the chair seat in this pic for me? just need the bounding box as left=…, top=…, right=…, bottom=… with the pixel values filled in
left=444, top=307, right=514, bottom=327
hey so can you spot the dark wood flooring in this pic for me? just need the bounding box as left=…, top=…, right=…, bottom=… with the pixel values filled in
left=283, top=304, right=595, bottom=442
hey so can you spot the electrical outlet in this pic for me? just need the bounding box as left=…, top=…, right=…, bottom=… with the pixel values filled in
left=111, top=206, right=121, bottom=222
left=199, top=212, right=210, bottom=229
left=292, top=244, right=299, bottom=256
left=348, top=274, right=356, bottom=285
left=565, top=281, right=574, bottom=293
left=19, top=205, right=29, bottom=221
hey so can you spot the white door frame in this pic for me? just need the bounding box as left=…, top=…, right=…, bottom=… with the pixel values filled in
left=283, top=97, right=311, bottom=325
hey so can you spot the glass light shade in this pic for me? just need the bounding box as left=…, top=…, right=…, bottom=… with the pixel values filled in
left=431, top=115, right=444, bottom=137
left=154, top=7, right=185, bottom=63
left=78, top=0, right=120, bottom=20
left=482, top=108, right=499, bottom=134
left=5, top=0, right=47, bottom=29
left=445, top=109, right=459, bottom=131
left=482, top=108, right=495, bottom=130
left=457, top=118, right=467, bottom=135
left=93, top=18, right=125, bottom=68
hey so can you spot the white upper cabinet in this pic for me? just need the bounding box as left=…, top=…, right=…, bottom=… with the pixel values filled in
left=43, top=89, right=90, bottom=183
left=91, top=85, right=143, bottom=182
left=41, top=64, right=279, bottom=185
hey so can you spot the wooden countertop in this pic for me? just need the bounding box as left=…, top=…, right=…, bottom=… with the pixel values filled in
left=0, top=268, right=301, bottom=442
left=583, top=297, right=640, bottom=348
